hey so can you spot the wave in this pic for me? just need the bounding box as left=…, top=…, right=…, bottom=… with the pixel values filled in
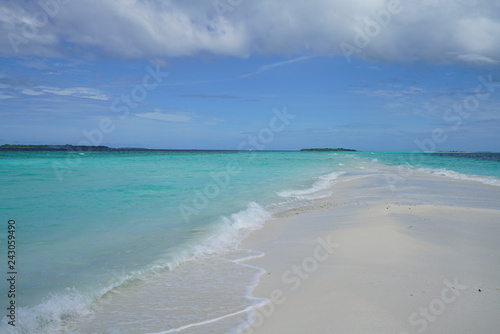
left=0, top=290, right=91, bottom=334
left=417, top=168, right=500, bottom=187
left=276, top=171, right=344, bottom=200
left=1, top=202, right=272, bottom=334
left=187, top=202, right=271, bottom=257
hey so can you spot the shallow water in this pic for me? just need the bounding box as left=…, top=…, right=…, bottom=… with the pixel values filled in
left=0, top=150, right=498, bottom=333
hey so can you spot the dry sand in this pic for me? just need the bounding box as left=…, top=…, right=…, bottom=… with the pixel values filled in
left=239, top=166, right=500, bottom=334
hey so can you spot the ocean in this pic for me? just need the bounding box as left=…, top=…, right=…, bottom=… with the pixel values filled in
left=1, top=150, right=499, bottom=333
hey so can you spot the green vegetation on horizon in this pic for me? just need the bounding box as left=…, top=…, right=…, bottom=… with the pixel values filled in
left=0, top=144, right=110, bottom=149
left=1, top=144, right=51, bottom=148
left=300, top=148, right=357, bottom=152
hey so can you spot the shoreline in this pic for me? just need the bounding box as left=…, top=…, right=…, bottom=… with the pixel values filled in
left=3, top=157, right=499, bottom=333
left=238, top=166, right=500, bottom=333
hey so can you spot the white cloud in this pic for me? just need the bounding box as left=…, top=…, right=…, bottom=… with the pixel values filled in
left=353, top=88, right=404, bottom=99
left=240, top=56, right=313, bottom=78
left=135, top=112, right=192, bottom=122
left=354, top=85, right=426, bottom=99
left=0, top=76, right=109, bottom=100
left=39, top=87, right=109, bottom=100
left=0, top=93, right=16, bottom=99
left=20, top=88, right=44, bottom=96
left=1, top=0, right=500, bottom=65
left=0, top=84, right=108, bottom=100
left=456, top=54, right=499, bottom=65
left=408, top=87, right=425, bottom=94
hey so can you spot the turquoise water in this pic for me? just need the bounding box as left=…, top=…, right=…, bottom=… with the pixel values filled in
left=0, top=150, right=499, bottom=333
left=371, top=152, right=500, bottom=186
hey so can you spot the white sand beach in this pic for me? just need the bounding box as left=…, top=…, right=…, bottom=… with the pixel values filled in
left=240, top=166, right=500, bottom=334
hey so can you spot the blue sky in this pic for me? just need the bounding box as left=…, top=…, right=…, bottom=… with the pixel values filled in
left=1, top=0, right=499, bottom=151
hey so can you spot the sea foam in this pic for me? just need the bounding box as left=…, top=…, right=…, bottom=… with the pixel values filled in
left=1, top=202, right=272, bottom=334
left=417, top=168, right=500, bottom=187
left=0, top=290, right=91, bottom=334
left=276, top=171, right=344, bottom=200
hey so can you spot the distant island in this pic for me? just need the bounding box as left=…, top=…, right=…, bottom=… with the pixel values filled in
left=0, top=144, right=256, bottom=152
left=0, top=144, right=359, bottom=153
left=300, top=148, right=357, bottom=152
left=0, top=144, right=115, bottom=151
left=0, top=144, right=164, bottom=152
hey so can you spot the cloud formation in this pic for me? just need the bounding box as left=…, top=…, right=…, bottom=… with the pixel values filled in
left=38, top=86, right=109, bottom=100
left=135, top=111, right=192, bottom=122
left=0, top=80, right=109, bottom=100
left=1, top=0, right=500, bottom=65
